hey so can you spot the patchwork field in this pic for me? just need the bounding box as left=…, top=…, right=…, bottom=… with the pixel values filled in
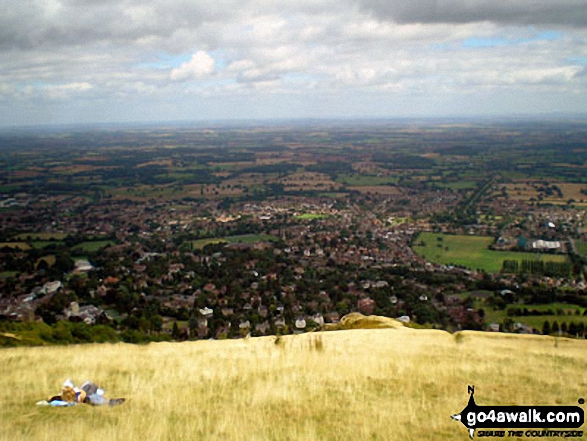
left=433, top=181, right=478, bottom=190
left=499, top=181, right=587, bottom=205
left=351, top=186, right=402, bottom=195
left=557, top=183, right=587, bottom=201
left=336, top=173, right=399, bottom=186
left=109, top=184, right=246, bottom=201
left=279, top=172, right=341, bottom=192
left=1, top=325, right=586, bottom=441
left=413, top=233, right=568, bottom=273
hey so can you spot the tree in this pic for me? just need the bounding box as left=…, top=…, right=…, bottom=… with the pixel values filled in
left=171, top=322, right=180, bottom=340
left=37, top=259, right=49, bottom=272
left=568, top=322, right=578, bottom=337
left=54, top=251, right=74, bottom=274
left=542, top=320, right=551, bottom=335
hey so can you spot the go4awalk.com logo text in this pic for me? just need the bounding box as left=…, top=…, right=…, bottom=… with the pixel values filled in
left=451, top=386, right=584, bottom=439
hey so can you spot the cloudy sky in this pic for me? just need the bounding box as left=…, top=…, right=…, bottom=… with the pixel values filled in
left=1, top=0, right=587, bottom=126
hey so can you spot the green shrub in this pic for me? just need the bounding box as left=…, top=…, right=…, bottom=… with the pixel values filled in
left=90, top=325, right=120, bottom=343
left=120, top=329, right=149, bottom=344
left=52, top=322, right=73, bottom=343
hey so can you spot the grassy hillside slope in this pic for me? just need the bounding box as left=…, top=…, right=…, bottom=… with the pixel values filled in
left=1, top=322, right=586, bottom=440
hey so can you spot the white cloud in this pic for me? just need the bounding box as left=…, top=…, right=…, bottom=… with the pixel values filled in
left=226, top=59, right=256, bottom=72
left=170, top=51, right=215, bottom=81
left=42, top=82, right=93, bottom=99
left=1, top=0, right=587, bottom=124
left=248, top=15, right=288, bottom=39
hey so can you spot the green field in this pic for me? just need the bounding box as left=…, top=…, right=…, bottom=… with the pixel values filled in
left=30, top=241, right=65, bottom=249
left=576, top=241, right=587, bottom=257
left=3, top=237, right=65, bottom=250
left=413, top=233, right=568, bottom=273
left=12, top=233, right=67, bottom=241
left=294, top=213, right=330, bottom=220
left=433, top=181, right=478, bottom=190
left=456, top=295, right=587, bottom=332
left=188, top=234, right=279, bottom=250
left=478, top=302, right=586, bottom=330
left=336, top=174, right=398, bottom=186
left=71, top=240, right=115, bottom=253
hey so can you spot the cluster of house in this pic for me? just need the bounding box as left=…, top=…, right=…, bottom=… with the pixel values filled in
left=1, top=190, right=586, bottom=338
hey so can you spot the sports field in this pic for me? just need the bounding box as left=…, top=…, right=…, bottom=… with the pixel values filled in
left=413, top=233, right=568, bottom=273
left=294, top=213, right=330, bottom=220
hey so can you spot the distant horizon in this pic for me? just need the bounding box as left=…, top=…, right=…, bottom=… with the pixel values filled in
left=3, top=112, right=587, bottom=133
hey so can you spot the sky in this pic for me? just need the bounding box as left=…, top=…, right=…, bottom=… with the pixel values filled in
left=1, top=0, right=587, bottom=126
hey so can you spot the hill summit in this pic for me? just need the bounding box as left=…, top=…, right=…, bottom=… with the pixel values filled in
left=1, top=317, right=585, bottom=440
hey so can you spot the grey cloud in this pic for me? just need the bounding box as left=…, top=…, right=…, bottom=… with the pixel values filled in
left=0, top=0, right=351, bottom=52
left=356, top=0, right=587, bottom=27
left=0, top=0, right=237, bottom=50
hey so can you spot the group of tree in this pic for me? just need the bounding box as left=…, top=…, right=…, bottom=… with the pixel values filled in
left=502, top=259, right=571, bottom=277
left=542, top=320, right=586, bottom=338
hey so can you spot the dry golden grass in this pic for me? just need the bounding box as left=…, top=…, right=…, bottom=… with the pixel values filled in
left=0, top=242, right=31, bottom=251
left=1, top=327, right=587, bottom=440
left=557, top=183, right=587, bottom=201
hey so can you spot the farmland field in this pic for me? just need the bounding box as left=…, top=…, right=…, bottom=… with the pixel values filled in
left=413, top=233, right=568, bottom=273
left=30, top=241, right=65, bottom=249
left=498, top=181, right=587, bottom=206
left=433, top=181, right=477, bottom=190
left=1, top=325, right=586, bottom=441
left=188, top=234, right=279, bottom=250
left=336, top=174, right=399, bottom=186
left=12, top=233, right=67, bottom=241
left=0, top=242, right=30, bottom=251
left=557, top=183, right=587, bottom=201
left=475, top=302, right=587, bottom=331
left=71, top=241, right=115, bottom=253
left=351, top=185, right=402, bottom=195
left=36, top=255, right=56, bottom=268
left=280, top=172, right=340, bottom=192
